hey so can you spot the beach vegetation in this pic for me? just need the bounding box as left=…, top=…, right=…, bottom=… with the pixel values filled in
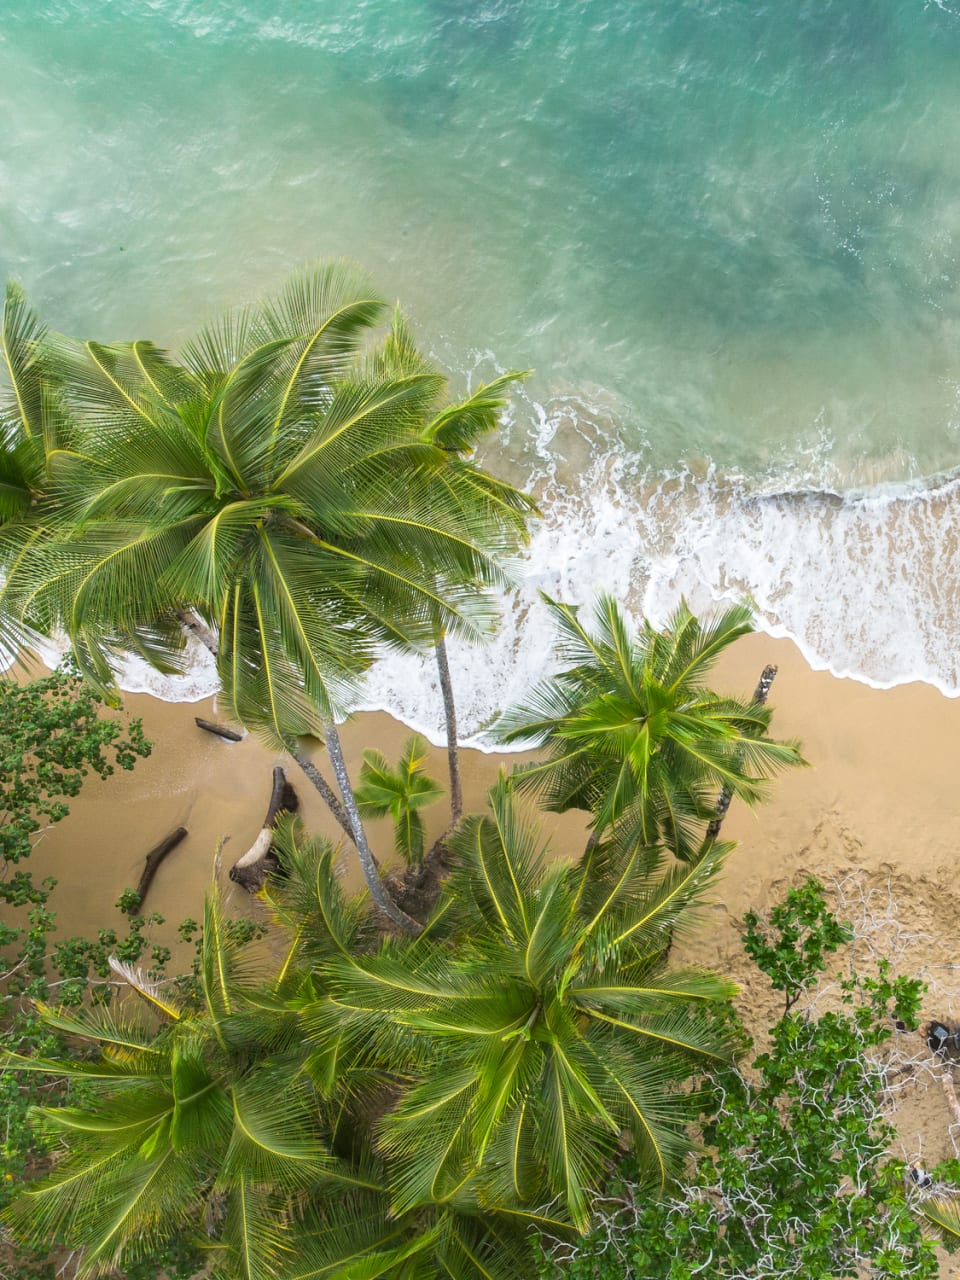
left=498, top=595, right=804, bottom=862
left=0, top=267, right=536, bottom=932
left=2, top=791, right=737, bottom=1278
left=354, top=734, right=444, bottom=864
left=0, top=669, right=159, bottom=1271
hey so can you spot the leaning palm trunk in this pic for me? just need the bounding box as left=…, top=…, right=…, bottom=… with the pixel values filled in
left=434, top=633, right=462, bottom=825
left=175, top=609, right=357, bottom=844
left=703, top=664, right=779, bottom=845
left=174, top=612, right=411, bottom=925
left=186, top=612, right=406, bottom=920
left=174, top=608, right=220, bottom=658
left=323, top=720, right=422, bottom=935
left=290, top=748, right=355, bottom=842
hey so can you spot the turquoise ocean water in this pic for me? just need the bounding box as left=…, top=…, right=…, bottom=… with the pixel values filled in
left=4, top=1, right=960, bottom=735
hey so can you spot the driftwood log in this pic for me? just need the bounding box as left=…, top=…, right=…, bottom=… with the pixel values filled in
left=195, top=717, right=244, bottom=742
left=921, top=1020, right=960, bottom=1130
left=133, top=827, right=188, bottom=912
left=229, top=768, right=300, bottom=892
left=942, top=1072, right=960, bottom=1127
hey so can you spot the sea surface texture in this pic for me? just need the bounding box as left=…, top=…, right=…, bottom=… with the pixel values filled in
left=4, top=1, right=960, bottom=738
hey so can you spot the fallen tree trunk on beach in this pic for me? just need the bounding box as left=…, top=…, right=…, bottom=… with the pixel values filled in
left=195, top=717, right=244, bottom=742
left=133, top=826, right=188, bottom=911
left=229, top=768, right=299, bottom=892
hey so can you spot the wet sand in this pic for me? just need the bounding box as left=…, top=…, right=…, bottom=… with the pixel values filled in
left=25, top=633, right=960, bottom=1166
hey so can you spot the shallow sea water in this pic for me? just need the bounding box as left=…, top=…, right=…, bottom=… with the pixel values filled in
left=4, top=0, right=960, bottom=732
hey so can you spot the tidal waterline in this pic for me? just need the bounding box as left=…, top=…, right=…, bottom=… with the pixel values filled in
left=4, top=0, right=960, bottom=720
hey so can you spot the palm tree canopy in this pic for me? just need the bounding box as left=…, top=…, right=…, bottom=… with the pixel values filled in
left=3, top=824, right=574, bottom=1280
left=1, top=890, right=381, bottom=1280
left=497, top=595, right=805, bottom=860
left=0, top=281, right=74, bottom=656
left=306, top=780, right=738, bottom=1230
left=1, top=281, right=48, bottom=467
left=6, top=265, right=535, bottom=744
left=355, top=734, right=444, bottom=863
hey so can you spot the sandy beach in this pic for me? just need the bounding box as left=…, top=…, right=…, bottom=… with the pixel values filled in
left=26, top=632, right=960, bottom=1168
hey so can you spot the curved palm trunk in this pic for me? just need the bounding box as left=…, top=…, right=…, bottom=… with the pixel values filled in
left=175, top=608, right=220, bottom=657
left=323, top=720, right=422, bottom=935
left=290, top=748, right=355, bottom=843
left=230, top=767, right=299, bottom=892
left=702, top=663, right=779, bottom=845
left=174, top=608, right=360, bottom=848
left=434, top=633, right=463, bottom=825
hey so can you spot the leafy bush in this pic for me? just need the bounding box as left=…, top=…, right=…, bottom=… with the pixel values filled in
left=0, top=670, right=156, bottom=1248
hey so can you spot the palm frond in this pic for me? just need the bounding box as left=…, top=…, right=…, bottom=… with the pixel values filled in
left=108, top=956, right=183, bottom=1020
left=30, top=1001, right=169, bottom=1061
left=921, top=1195, right=960, bottom=1241
left=423, top=370, right=529, bottom=454
left=445, top=779, right=545, bottom=942
left=1, top=280, right=47, bottom=448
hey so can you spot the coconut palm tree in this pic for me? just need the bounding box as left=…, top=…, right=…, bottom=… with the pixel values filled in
left=305, top=779, right=738, bottom=1230
left=0, top=282, right=70, bottom=656
left=1, top=826, right=567, bottom=1280
left=7, top=266, right=534, bottom=930
left=381, top=314, right=535, bottom=829
left=1, top=891, right=385, bottom=1280
left=497, top=595, right=804, bottom=862
left=355, top=734, right=444, bottom=864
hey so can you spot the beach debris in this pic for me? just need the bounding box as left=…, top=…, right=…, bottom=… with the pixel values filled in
left=132, top=826, right=188, bottom=912
left=229, top=767, right=300, bottom=892
left=923, top=1020, right=960, bottom=1130
left=194, top=717, right=244, bottom=742
left=925, top=1019, right=960, bottom=1059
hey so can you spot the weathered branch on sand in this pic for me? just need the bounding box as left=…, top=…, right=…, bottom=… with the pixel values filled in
left=229, top=768, right=299, bottom=892
left=195, top=717, right=243, bottom=742
left=133, top=827, right=188, bottom=911
left=941, top=1070, right=960, bottom=1127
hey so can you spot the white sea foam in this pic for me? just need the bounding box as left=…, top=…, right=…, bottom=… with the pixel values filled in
left=357, top=424, right=960, bottom=744
left=5, top=630, right=221, bottom=704
left=12, top=402, right=960, bottom=741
